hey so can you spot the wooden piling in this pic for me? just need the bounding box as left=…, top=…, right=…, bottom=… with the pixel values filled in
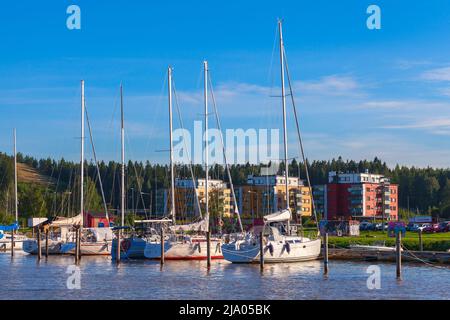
left=323, top=233, right=329, bottom=275
left=160, top=228, right=165, bottom=265
left=418, top=229, right=423, bottom=252
left=206, top=230, right=211, bottom=268
left=396, top=232, right=402, bottom=280
left=75, top=226, right=80, bottom=264
left=77, top=227, right=82, bottom=262
left=37, top=227, right=42, bottom=261
left=259, top=232, right=264, bottom=271
left=10, top=230, right=14, bottom=257
left=45, top=229, right=49, bottom=258
left=116, top=229, right=121, bottom=264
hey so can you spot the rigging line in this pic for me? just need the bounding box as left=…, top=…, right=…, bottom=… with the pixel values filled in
left=52, top=162, right=63, bottom=214
left=172, top=77, right=203, bottom=221
left=208, top=72, right=244, bottom=234
left=124, top=132, right=149, bottom=219
left=38, top=165, right=55, bottom=215
left=144, top=72, right=168, bottom=158
left=84, top=103, right=109, bottom=221
left=283, top=47, right=319, bottom=232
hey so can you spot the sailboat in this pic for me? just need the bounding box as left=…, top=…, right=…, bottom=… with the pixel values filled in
left=0, top=129, right=29, bottom=252
left=143, top=63, right=223, bottom=260
left=60, top=80, right=113, bottom=256
left=111, top=84, right=142, bottom=260
left=221, top=20, right=322, bottom=263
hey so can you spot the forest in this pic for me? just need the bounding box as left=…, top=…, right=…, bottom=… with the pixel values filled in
left=1, top=152, right=450, bottom=224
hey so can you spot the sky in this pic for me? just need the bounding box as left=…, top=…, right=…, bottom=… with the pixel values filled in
left=1, top=0, right=450, bottom=168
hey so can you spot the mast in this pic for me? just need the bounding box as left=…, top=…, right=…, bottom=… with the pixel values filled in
left=204, top=61, right=209, bottom=226
left=120, top=84, right=125, bottom=227
left=168, top=67, right=176, bottom=225
left=80, top=80, right=85, bottom=226
left=278, top=20, right=289, bottom=211
left=13, top=129, right=18, bottom=224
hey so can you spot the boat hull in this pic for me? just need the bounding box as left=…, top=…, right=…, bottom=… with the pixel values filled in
left=144, top=240, right=224, bottom=260
left=222, top=238, right=322, bottom=263
left=60, top=241, right=112, bottom=255
left=111, top=237, right=147, bottom=260
left=0, top=235, right=28, bottom=251
left=22, top=239, right=64, bottom=255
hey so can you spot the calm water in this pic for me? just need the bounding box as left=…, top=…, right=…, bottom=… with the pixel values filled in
left=1, top=252, right=449, bottom=300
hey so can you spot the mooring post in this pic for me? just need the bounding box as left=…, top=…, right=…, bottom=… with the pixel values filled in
left=418, top=229, right=423, bottom=252
left=37, top=227, right=42, bottom=261
left=78, top=227, right=82, bottom=262
left=45, top=229, right=49, bottom=258
left=160, top=228, right=165, bottom=265
left=324, top=232, right=329, bottom=275
left=206, top=230, right=211, bottom=268
left=74, top=227, right=78, bottom=264
left=116, top=229, right=121, bottom=264
left=11, top=229, right=15, bottom=257
left=396, top=231, right=402, bottom=280
left=259, top=232, right=264, bottom=271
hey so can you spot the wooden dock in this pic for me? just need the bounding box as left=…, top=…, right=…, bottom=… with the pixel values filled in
left=329, top=248, right=450, bottom=265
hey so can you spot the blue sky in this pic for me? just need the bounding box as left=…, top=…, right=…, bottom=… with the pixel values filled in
left=1, top=0, right=450, bottom=167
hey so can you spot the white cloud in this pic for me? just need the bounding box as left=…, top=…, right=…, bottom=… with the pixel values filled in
left=421, top=66, right=450, bottom=81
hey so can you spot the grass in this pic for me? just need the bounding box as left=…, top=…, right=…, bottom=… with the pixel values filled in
left=328, top=231, right=450, bottom=252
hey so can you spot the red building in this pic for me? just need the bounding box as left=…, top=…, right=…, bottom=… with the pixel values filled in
left=83, top=212, right=113, bottom=228
left=325, top=171, right=398, bottom=221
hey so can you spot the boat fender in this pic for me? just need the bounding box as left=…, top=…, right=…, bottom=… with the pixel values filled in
left=216, top=242, right=221, bottom=253
left=266, top=242, right=274, bottom=256
left=285, top=241, right=291, bottom=254
left=197, top=242, right=201, bottom=253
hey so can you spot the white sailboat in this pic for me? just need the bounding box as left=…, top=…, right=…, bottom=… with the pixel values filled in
left=60, top=80, right=113, bottom=256
left=221, top=20, right=321, bottom=263
left=144, top=63, right=223, bottom=260
left=1, top=129, right=29, bottom=252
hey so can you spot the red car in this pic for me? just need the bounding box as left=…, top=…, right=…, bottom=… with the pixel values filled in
left=423, top=223, right=440, bottom=233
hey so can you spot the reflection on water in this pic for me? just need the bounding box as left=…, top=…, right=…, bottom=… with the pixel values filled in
left=0, top=253, right=449, bottom=300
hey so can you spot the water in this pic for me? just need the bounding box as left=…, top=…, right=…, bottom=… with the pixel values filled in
left=1, top=253, right=449, bottom=300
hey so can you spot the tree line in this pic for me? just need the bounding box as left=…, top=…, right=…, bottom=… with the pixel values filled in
left=1, top=152, right=450, bottom=223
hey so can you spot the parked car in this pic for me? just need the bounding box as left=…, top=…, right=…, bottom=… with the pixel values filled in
left=407, top=223, right=420, bottom=232
left=417, top=223, right=430, bottom=232
left=373, top=223, right=389, bottom=231
left=359, top=221, right=373, bottom=231
left=423, top=223, right=440, bottom=233
left=438, top=221, right=450, bottom=232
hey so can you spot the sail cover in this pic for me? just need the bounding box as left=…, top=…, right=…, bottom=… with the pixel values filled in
left=0, top=223, right=18, bottom=232
left=169, top=218, right=209, bottom=233
left=263, top=209, right=291, bottom=223
left=50, top=214, right=83, bottom=227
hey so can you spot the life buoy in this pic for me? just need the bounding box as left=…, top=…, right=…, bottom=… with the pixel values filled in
left=218, top=219, right=224, bottom=227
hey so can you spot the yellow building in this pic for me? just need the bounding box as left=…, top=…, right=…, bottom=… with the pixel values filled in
left=235, top=175, right=312, bottom=220
left=173, top=178, right=233, bottom=222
